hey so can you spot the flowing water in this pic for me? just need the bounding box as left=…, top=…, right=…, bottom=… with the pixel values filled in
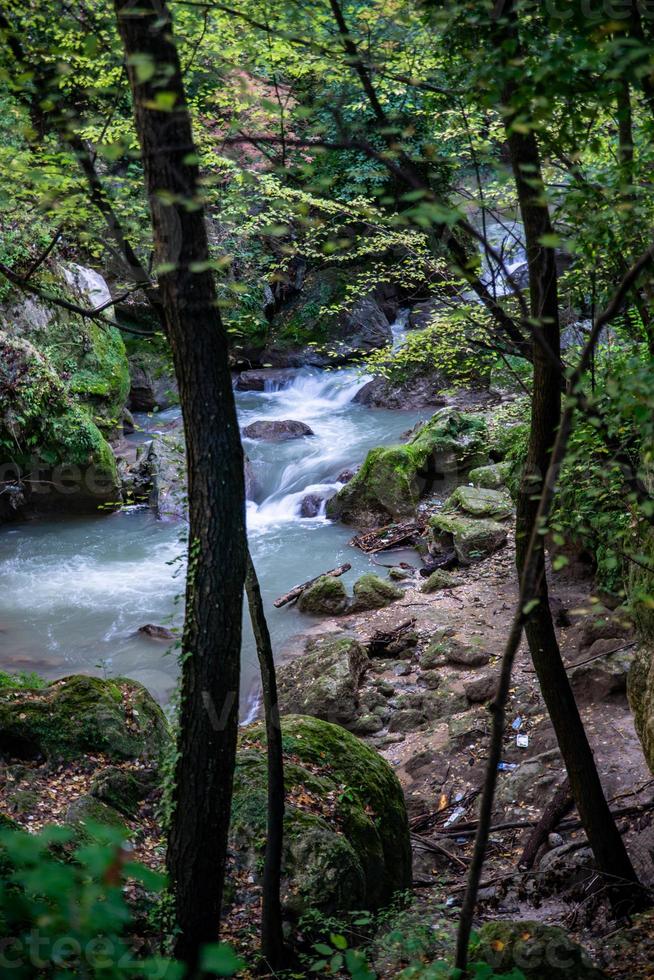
left=0, top=318, right=427, bottom=715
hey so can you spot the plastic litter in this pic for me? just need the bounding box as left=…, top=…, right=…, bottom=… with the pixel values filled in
left=497, top=761, right=518, bottom=771
left=516, top=733, right=529, bottom=749
left=443, top=805, right=466, bottom=827
left=511, top=716, right=523, bottom=731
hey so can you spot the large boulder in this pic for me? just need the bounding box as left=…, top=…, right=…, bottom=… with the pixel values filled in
left=628, top=643, right=654, bottom=773
left=297, top=576, right=349, bottom=615
left=230, top=715, right=412, bottom=918
left=0, top=333, right=120, bottom=515
left=429, top=513, right=508, bottom=565
left=0, top=675, right=170, bottom=762
left=234, top=368, right=298, bottom=391
left=127, top=352, right=178, bottom=412
left=444, top=484, right=513, bottom=520
left=468, top=461, right=512, bottom=489
left=242, top=419, right=314, bottom=441
left=277, top=635, right=369, bottom=727
left=327, top=409, right=488, bottom=526
left=472, top=920, right=605, bottom=979
left=353, top=371, right=447, bottom=410
left=351, top=573, right=403, bottom=611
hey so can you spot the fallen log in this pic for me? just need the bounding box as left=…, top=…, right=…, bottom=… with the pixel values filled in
left=367, top=619, right=417, bottom=657
left=273, top=563, right=351, bottom=608
left=351, top=519, right=427, bottom=554
left=518, top=779, right=573, bottom=870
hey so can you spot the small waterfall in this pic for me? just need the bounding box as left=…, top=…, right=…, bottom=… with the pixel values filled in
left=479, top=219, right=526, bottom=297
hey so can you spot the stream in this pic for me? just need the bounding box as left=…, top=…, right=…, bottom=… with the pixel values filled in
left=0, top=318, right=428, bottom=716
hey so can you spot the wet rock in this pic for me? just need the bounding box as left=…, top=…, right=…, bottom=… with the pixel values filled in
left=353, top=372, right=447, bottom=410
left=388, top=565, right=413, bottom=581
left=336, top=468, right=356, bottom=484
left=429, top=513, right=508, bottom=566
left=327, top=408, right=488, bottom=526
left=242, top=419, right=314, bottom=441
left=297, top=575, right=349, bottom=615
left=468, top=461, right=512, bottom=489
left=444, top=484, right=513, bottom=520
left=299, top=493, right=323, bottom=518
left=417, top=670, right=441, bottom=690
left=138, top=623, right=174, bottom=641
left=351, top=574, right=403, bottom=611
left=244, top=455, right=259, bottom=501
left=475, top=920, right=606, bottom=978
left=231, top=714, right=411, bottom=917
left=276, top=635, right=369, bottom=728
left=464, top=672, right=498, bottom=703
left=235, top=368, right=298, bottom=391
left=121, top=408, right=135, bottom=434
left=421, top=569, right=458, bottom=593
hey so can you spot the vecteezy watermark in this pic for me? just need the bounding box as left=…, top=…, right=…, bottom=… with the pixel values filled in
left=541, top=0, right=654, bottom=20
left=0, top=456, right=119, bottom=501
left=0, top=933, right=173, bottom=977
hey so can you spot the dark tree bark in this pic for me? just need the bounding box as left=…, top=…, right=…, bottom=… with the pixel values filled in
left=245, top=552, right=285, bottom=969
left=114, top=0, right=248, bottom=969
left=497, top=0, right=642, bottom=910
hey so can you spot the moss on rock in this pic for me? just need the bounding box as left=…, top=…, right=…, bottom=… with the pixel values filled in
left=429, top=513, right=508, bottom=565
left=327, top=409, right=488, bottom=527
left=351, top=573, right=403, bottom=611
left=473, top=920, right=606, bottom=978
left=90, top=765, right=156, bottom=817
left=297, top=575, right=349, bottom=615
left=0, top=675, right=170, bottom=762
left=468, top=461, right=512, bottom=489
left=444, top=485, right=513, bottom=520
left=0, top=333, right=120, bottom=511
left=421, top=569, right=457, bottom=593
left=277, top=635, right=369, bottom=728
left=230, top=714, right=411, bottom=918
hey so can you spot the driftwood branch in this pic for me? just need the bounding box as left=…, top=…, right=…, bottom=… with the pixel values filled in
left=273, top=563, right=351, bottom=608
left=351, top=519, right=427, bottom=554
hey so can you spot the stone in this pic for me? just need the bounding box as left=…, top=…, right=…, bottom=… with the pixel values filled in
left=235, top=368, right=298, bottom=391
left=351, top=574, right=403, bottom=611
left=276, top=635, right=369, bottom=728
left=351, top=713, right=384, bottom=735
left=628, top=642, right=654, bottom=773
left=429, top=513, right=508, bottom=566
left=444, top=485, right=513, bottom=520
left=388, top=709, right=428, bottom=733
left=327, top=408, right=488, bottom=526
left=242, top=419, right=314, bottom=441
left=464, top=672, right=497, bottom=703
left=0, top=675, right=170, bottom=762
left=417, top=670, right=441, bottom=690
left=474, top=920, right=606, bottom=978
left=336, top=468, right=356, bottom=483
left=65, top=795, right=128, bottom=835
left=570, top=648, right=634, bottom=703
left=127, top=353, right=178, bottom=412
left=443, top=639, right=491, bottom=668
left=468, top=461, right=512, bottom=489
left=90, top=765, right=157, bottom=817
left=230, top=715, right=411, bottom=918
left=299, top=493, right=323, bottom=518
left=353, top=372, right=447, bottom=410
left=297, top=575, right=349, bottom=615
left=421, top=570, right=457, bottom=593
left=138, top=623, right=174, bottom=641
left=0, top=332, right=121, bottom=515
left=389, top=566, right=412, bottom=581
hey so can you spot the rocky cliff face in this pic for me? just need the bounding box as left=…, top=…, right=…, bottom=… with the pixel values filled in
left=0, top=262, right=129, bottom=519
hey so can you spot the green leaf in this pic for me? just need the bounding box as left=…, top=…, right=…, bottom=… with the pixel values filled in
left=200, top=943, right=245, bottom=976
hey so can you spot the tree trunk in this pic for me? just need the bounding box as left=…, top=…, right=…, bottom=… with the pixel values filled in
left=497, top=0, right=642, bottom=911
left=245, top=552, right=285, bottom=969
left=114, top=0, right=248, bottom=969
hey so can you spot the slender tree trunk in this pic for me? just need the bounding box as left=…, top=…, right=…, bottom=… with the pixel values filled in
left=114, top=0, right=248, bottom=969
left=498, top=0, right=642, bottom=909
left=245, top=552, right=285, bottom=969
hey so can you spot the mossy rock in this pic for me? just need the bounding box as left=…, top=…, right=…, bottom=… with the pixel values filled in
left=230, top=714, right=411, bottom=918
left=429, top=513, right=508, bottom=566
left=628, top=643, right=654, bottom=774
left=468, top=461, right=512, bottom=489
left=327, top=409, right=488, bottom=527
left=473, top=920, right=606, bottom=978
left=277, top=635, right=369, bottom=728
left=90, top=765, right=157, bottom=817
left=351, top=573, right=403, bottom=611
left=421, top=570, right=458, bottom=593
left=444, top=485, right=513, bottom=520
left=65, top=795, right=129, bottom=836
left=297, top=575, right=349, bottom=615
left=0, top=333, right=120, bottom=512
left=0, top=675, right=170, bottom=762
